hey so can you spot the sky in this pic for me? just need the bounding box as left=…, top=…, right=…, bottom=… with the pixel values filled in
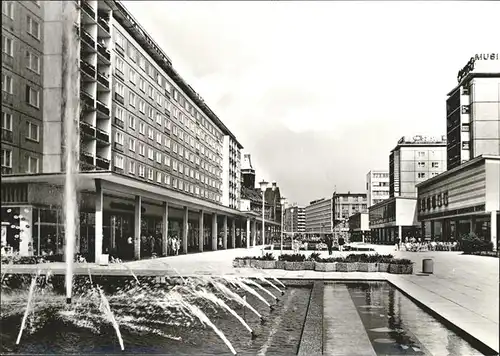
left=123, top=1, right=500, bottom=206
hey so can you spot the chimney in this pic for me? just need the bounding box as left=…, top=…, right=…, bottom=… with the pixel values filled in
left=272, top=181, right=277, bottom=191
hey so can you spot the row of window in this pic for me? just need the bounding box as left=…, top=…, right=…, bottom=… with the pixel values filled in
left=2, top=73, right=41, bottom=108
left=2, top=1, right=41, bottom=20
left=1, top=148, right=39, bottom=173
left=416, top=161, right=440, bottom=168
left=417, top=172, right=440, bottom=179
left=1, top=112, right=39, bottom=141
left=113, top=154, right=221, bottom=203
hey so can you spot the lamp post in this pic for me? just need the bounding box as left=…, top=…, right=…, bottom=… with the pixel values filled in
left=280, top=197, right=287, bottom=255
left=259, top=180, right=268, bottom=251
left=290, top=208, right=294, bottom=241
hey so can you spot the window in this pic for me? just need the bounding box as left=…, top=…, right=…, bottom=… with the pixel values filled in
left=417, top=151, right=425, bottom=157
left=156, top=113, right=162, bottom=125
left=116, top=56, right=124, bottom=73
left=139, top=164, right=145, bottom=177
left=139, top=100, right=145, bottom=113
left=417, top=172, right=426, bottom=179
left=2, top=112, right=12, bottom=131
left=431, top=162, right=439, bottom=168
left=114, top=155, right=124, bottom=169
left=139, top=142, right=145, bottom=156
left=27, top=156, right=39, bottom=173
left=157, top=171, right=162, bottom=183
left=129, top=92, right=136, bottom=107
left=129, top=69, right=136, bottom=84
left=26, top=52, right=40, bottom=73
left=129, top=161, right=135, bottom=174
left=128, top=115, right=136, bottom=130
left=417, top=161, right=425, bottom=168
left=139, top=122, right=145, bottom=135
left=431, top=172, right=439, bottom=177
left=156, top=151, right=161, bottom=163
left=2, top=73, right=13, bottom=93
left=115, top=106, right=124, bottom=121
left=148, top=127, right=154, bottom=139
left=148, top=168, right=154, bottom=180
left=26, top=85, right=39, bottom=108
left=461, top=124, right=470, bottom=132
left=26, top=122, right=39, bottom=141
left=164, top=175, right=171, bottom=185
left=164, top=137, right=171, bottom=148
left=128, top=138, right=136, bottom=151
left=2, top=1, right=14, bottom=19
left=148, top=148, right=154, bottom=160
left=127, top=45, right=136, bottom=61
left=115, top=131, right=124, bottom=145
left=115, top=32, right=125, bottom=49
left=173, top=160, right=178, bottom=171
left=148, top=86, right=153, bottom=98
left=139, top=56, right=146, bottom=71
left=27, top=16, right=40, bottom=39
left=139, top=78, right=146, bottom=92
left=115, top=82, right=124, bottom=97
left=148, top=107, right=154, bottom=119
left=1, top=149, right=12, bottom=168
left=462, top=141, right=470, bottom=150
left=164, top=156, right=170, bottom=166
left=156, top=132, right=162, bottom=144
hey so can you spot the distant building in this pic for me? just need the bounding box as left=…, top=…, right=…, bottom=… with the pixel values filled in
left=305, top=198, right=333, bottom=235
left=366, top=170, right=389, bottom=207
left=348, top=212, right=370, bottom=243
left=389, top=136, right=447, bottom=198
left=240, top=153, right=255, bottom=190
left=284, top=205, right=305, bottom=234
left=332, top=192, right=368, bottom=241
left=446, top=56, right=500, bottom=170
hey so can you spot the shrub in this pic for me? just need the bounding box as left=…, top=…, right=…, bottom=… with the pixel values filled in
left=278, top=254, right=306, bottom=262
left=390, top=258, right=412, bottom=265
left=460, top=234, right=493, bottom=254
left=307, top=252, right=321, bottom=261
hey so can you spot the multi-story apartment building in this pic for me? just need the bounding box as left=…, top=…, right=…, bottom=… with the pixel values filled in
left=305, top=198, right=333, bottom=235
left=446, top=56, right=500, bottom=170
left=2, top=0, right=44, bottom=175
left=389, top=136, right=447, bottom=198
left=1, top=0, right=273, bottom=260
left=284, top=205, right=305, bottom=234
left=332, top=192, right=367, bottom=241
left=366, top=170, right=389, bottom=207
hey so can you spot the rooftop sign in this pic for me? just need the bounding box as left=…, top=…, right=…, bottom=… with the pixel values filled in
left=398, top=135, right=447, bottom=144
left=457, top=53, right=499, bottom=83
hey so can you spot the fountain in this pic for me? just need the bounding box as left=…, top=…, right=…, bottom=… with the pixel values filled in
left=62, top=0, right=81, bottom=305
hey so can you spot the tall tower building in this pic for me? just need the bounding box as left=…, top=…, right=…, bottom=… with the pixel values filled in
left=240, top=153, right=255, bottom=189
left=366, top=170, right=389, bottom=207
left=389, top=136, right=447, bottom=198
left=446, top=56, right=500, bottom=170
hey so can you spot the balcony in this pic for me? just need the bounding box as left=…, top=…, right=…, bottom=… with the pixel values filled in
left=114, top=118, right=124, bottom=129
left=80, top=60, right=96, bottom=80
left=97, top=72, right=109, bottom=89
left=96, top=128, right=109, bottom=143
left=80, top=151, right=94, bottom=165
left=114, top=93, right=124, bottom=105
left=80, top=121, right=96, bottom=138
left=81, top=0, right=96, bottom=20
left=97, top=13, right=110, bottom=34
left=1, top=167, right=13, bottom=175
left=96, top=156, right=110, bottom=170
left=81, top=29, right=96, bottom=51
left=80, top=91, right=95, bottom=110
left=2, top=129, right=13, bottom=143
left=97, top=42, right=111, bottom=63
left=114, top=142, right=123, bottom=151
left=96, top=100, right=110, bottom=118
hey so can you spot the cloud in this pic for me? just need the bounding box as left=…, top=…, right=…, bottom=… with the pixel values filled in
left=123, top=1, right=500, bottom=205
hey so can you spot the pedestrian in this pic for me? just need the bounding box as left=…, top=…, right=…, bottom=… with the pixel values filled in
left=338, top=236, right=345, bottom=252
left=326, top=235, right=333, bottom=255
left=127, top=236, right=133, bottom=260
left=396, top=237, right=400, bottom=251
left=176, top=238, right=180, bottom=255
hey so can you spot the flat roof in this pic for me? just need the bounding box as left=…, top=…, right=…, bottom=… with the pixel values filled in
left=447, top=72, right=500, bottom=96
left=108, top=0, right=243, bottom=149
left=416, top=155, right=500, bottom=188
left=368, top=196, right=417, bottom=211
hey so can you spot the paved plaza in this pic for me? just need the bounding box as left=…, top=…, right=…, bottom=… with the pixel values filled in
left=2, top=244, right=499, bottom=353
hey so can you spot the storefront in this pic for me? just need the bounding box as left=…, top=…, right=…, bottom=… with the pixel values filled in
left=348, top=212, right=371, bottom=243
left=417, top=155, right=499, bottom=250
left=369, top=197, right=421, bottom=244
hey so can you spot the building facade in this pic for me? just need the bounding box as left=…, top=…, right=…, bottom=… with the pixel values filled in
left=417, top=155, right=499, bottom=251
left=284, top=205, right=305, bottom=234
left=305, top=198, right=333, bottom=236
left=1, top=0, right=274, bottom=260
left=332, top=192, right=367, bottom=241
left=240, top=153, right=255, bottom=190
left=389, top=136, right=447, bottom=198
left=366, top=170, right=389, bottom=207
left=446, top=56, right=500, bottom=170
left=348, top=212, right=370, bottom=243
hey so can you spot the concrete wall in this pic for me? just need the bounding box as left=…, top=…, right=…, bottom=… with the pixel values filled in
left=396, top=198, right=418, bottom=226
left=485, top=159, right=500, bottom=212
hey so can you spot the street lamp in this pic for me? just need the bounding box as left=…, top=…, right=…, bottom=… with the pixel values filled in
left=290, top=208, right=294, bottom=241
left=280, top=197, right=287, bottom=255
left=259, top=180, right=268, bottom=250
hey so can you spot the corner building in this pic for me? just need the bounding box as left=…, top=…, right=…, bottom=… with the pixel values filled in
left=1, top=0, right=257, bottom=261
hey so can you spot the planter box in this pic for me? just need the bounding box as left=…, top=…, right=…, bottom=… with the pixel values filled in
left=284, top=261, right=306, bottom=271
left=276, top=261, right=286, bottom=269
left=314, top=262, right=337, bottom=272
left=232, top=259, right=244, bottom=268
left=389, top=264, right=413, bottom=275
left=335, top=262, right=357, bottom=272
left=357, top=262, right=378, bottom=272
left=250, top=260, right=276, bottom=269
left=378, top=263, right=390, bottom=272
left=303, top=261, right=315, bottom=270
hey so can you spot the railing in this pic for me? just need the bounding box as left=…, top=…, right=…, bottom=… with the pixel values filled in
left=96, top=156, right=110, bottom=170
left=80, top=152, right=94, bottom=165
left=81, top=0, right=96, bottom=19
left=96, top=128, right=109, bottom=143
left=80, top=60, right=96, bottom=78
left=1, top=167, right=13, bottom=175
left=114, top=93, right=124, bottom=105
left=96, top=100, right=110, bottom=116
left=81, top=29, right=95, bottom=49
left=97, top=43, right=110, bottom=61
left=97, top=72, right=109, bottom=88
left=80, top=91, right=95, bottom=109
left=97, top=15, right=110, bottom=33
left=80, top=121, right=96, bottom=137
left=1, top=129, right=13, bottom=143
left=114, top=118, right=124, bottom=129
